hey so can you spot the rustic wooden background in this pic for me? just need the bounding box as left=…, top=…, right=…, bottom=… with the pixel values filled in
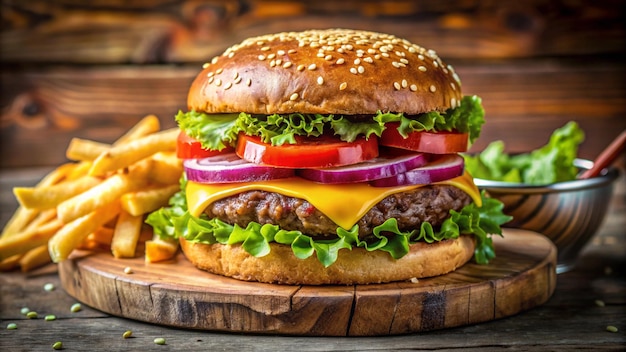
left=1, top=0, right=625, bottom=168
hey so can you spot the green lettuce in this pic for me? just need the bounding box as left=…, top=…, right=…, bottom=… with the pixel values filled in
left=464, top=121, right=584, bottom=184
left=146, top=178, right=512, bottom=267
left=175, top=95, right=485, bottom=150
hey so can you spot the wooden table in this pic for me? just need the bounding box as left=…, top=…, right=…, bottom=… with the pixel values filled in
left=1, top=164, right=625, bottom=351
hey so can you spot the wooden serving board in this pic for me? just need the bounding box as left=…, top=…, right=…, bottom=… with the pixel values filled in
left=58, top=228, right=556, bottom=336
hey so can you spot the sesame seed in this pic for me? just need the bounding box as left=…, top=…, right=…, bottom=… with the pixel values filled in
left=234, top=76, right=242, bottom=84
left=317, top=52, right=325, bottom=58
left=339, top=82, right=347, bottom=90
left=214, top=78, right=222, bottom=86
left=208, top=77, right=214, bottom=84
left=288, top=49, right=297, bottom=54
left=418, top=54, right=425, bottom=60
left=224, top=82, right=232, bottom=90
left=283, top=61, right=293, bottom=68
left=207, top=71, right=215, bottom=77
left=336, top=58, right=345, bottom=65
left=228, top=52, right=235, bottom=58
left=337, top=48, right=344, bottom=53
left=401, top=79, right=408, bottom=88
left=267, top=53, right=276, bottom=59
left=358, top=65, right=365, bottom=74
left=350, top=67, right=357, bottom=74
left=216, top=68, right=223, bottom=74
left=410, top=84, right=417, bottom=91
left=400, top=58, right=409, bottom=64
left=433, top=60, right=439, bottom=67
left=450, top=82, right=456, bottom=90
left=354, top=58, right=361, bottom=65
left=392, top=61, right=400, bottom=68
left=261, top=46, right=271, bottom=51
left=290, top=93, right=299, bottom=101
left=270, top=60, right=276, bottom=67
left=277, top=50, right=285, bottom=55
left=374, top=54, right=381, bottom=60
left=363, top=57, right=373, bottom=63
left=246, top=78, right=252, bottom=86
left=430, top=85, right=436, bottom=92
left=211, top=57, right=218, bottom=64
left=381, top=52, right=390, bottom=58
left=451, top=97, right=457, bottom=108
left=393, top=82, right=401, bottom=90
left=308, top=64, right=317, bottom=70
left=325, top=55, right=333, bottom=61
left=202, top=63, right=210, bottom=69
left=317, top=76, right=324, bottom=85
left=258, top=55, right=266, bottom=61
left=233, top=72, right=239, bottom=79
left=418, top=66, right=427, bottom=72
left=367, top=48, right=376, bottom=54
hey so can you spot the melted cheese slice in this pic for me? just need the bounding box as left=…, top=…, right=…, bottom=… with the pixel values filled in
left=186, top=172, right=481, bottom=230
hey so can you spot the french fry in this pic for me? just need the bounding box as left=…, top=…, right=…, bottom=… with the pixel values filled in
left=22, top=209, right=58, bottom=233
left=111, top=210, right=143, bottom=258
left=1, top=207, right=39, bottom=239
left=66, top=138, right=111, bottom=162
left=57, top=169, right=148, bottom=224
left=48, top=201, right=122, bottom=262
left=145, top=235, right=179, bottom=263
left=1, top=163, right=74, bottom=238
left=121, top=184, right=180, bottom=216
left=14, top=176, right=102, bottom=210
left=19, top=245, right=52, bottom=272
left=0, top=254, right=23, bottom=271
left=0, top=218, right=64, bottom=261
left=87, top=227, right=115, bottom=247
left=149, top=152, right=183, bottom=185
left=89, top=128, right=178, bottom=176
left=113, top=114, right=161, bottom=146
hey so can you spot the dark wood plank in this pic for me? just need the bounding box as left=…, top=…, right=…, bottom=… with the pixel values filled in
left=1, top=0, right=624, bottom=63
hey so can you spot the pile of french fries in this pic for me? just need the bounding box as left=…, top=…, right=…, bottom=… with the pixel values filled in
left=0, top=115, right=184, bottom=272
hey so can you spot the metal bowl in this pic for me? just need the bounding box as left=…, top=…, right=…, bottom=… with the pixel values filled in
left=474, top=159, right=620, bottom=273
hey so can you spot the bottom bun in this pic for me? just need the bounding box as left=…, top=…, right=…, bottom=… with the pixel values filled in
left=180, top=235, right=475, bottom=285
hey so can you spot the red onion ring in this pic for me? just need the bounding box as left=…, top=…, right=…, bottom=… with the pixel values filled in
left=370, top=154, right=465, bottom=187
left=297, top=152, right=428, bottom=184
left=184, top=153, right=295, bottom=184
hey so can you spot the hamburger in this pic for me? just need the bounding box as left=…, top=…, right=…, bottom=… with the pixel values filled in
left=147, top=29, right=510, bottom=285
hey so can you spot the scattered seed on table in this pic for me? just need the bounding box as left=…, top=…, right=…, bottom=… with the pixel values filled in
left=154, top=337, right=166, bottom=345
left=124, top=267, right=133, bottom=274
left=606, top=325, right=618, bottom=333
left=595, top=299, right=606, bottom=307
left=45, top=315, right=57, bottom=321
left=123, top=330, right=133, bottom=339
left=70, top=303, right=82, bottom=312
left=26, top=311, right=38, bottom=319
left=44, top=283, right=55, bottom=292
left=52, top=341, right=63, bottom=350
left=20, top=307, right=29, bottom=315
left=7, top=323, right=17, bottom=330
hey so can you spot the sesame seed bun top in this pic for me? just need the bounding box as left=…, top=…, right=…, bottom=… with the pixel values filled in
left=187, top=28, right=464, bottom=115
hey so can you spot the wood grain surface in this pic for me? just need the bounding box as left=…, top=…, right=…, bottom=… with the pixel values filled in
left=57, top=228, right=556, bottom=336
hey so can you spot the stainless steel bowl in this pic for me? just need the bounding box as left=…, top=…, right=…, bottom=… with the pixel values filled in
left=474, top=159, right=620, bottom=273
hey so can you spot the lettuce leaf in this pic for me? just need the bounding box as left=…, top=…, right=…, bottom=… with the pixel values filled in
left=175, top=95, right=486, bottom=150
left=464, top=121, right=584, bottom=184
left=146, top=179, right=511, bottom=267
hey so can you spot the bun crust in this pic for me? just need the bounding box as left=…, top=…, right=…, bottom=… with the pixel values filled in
left=188, top=29, right=463, bottom=115
left=180, top=235, right=475, bottom=285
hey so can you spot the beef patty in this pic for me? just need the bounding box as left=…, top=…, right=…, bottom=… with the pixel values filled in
left=203, top=185, right=472, bottom=240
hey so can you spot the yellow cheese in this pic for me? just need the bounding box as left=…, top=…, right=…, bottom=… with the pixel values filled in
left=186, top=172, right=481, bottom=230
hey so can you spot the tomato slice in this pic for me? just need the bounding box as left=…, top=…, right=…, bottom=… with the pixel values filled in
left=177, top=131, right=233, bottom=159
left=236, top=133, right=379, bottom=168
left=379, top=122, right=469, bottom=154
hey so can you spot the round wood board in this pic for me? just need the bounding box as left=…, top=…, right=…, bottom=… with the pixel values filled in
left=58, top=228, right=556, bottom=336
